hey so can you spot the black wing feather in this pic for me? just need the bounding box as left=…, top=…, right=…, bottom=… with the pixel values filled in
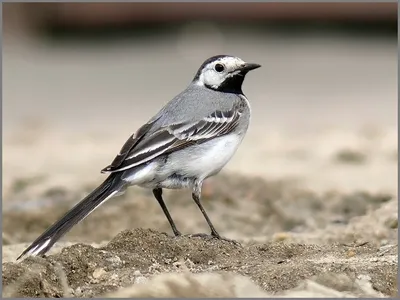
left=102, top=107, right=241, bottom=173
left=101, top=122, right=155, bottom=173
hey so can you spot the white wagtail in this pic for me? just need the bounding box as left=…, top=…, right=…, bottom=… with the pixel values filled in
left=17, top=55, right=261, bottom=260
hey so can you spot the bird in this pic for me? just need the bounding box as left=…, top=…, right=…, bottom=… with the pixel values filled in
left=17, top=54, right=261, bottom=260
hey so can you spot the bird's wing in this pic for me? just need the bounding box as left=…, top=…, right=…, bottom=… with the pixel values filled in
left=101, top=121, right=156, bottom=172
left=101, top=107, right=242, bottom=173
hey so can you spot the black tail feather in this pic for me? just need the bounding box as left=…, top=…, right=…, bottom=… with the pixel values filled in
left=17, top=173, right=123, bottom=260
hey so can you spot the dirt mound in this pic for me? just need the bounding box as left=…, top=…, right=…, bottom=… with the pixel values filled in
left=2, top=228, right=397, bottom=298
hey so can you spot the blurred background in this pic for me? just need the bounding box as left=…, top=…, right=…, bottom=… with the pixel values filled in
left=3, top=2, right=398, bottom=204
left=2, top=5, right=398, bottom=293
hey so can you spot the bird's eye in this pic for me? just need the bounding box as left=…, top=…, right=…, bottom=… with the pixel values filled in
left=214, top=63, right=225, bottom=72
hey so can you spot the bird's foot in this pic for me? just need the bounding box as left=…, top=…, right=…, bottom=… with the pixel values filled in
left=211, top=233, right=242, bottom=247
left=173, top=232, right=207, bottom=240
left=173, top=230, right=182, bottom=237
left=186, top=233, right=211, bottom=239
left=182, top=232, right=242, bottom=247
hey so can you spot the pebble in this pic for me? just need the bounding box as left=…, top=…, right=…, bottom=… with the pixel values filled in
left=134, top=276, right=148, bottom=285
left=106, top=256, right=122, bottom=267
left=92, top=268, right=107, bottom=279
left=74, top=287, right=82, bottom=297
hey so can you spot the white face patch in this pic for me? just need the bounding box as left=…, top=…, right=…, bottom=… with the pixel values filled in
left=196, top=57, right=246, bottom=89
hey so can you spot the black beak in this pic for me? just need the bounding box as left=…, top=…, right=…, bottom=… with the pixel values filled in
left=240, top=63, right=261, bottom=72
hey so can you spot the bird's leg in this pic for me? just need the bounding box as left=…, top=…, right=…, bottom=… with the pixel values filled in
left=191, top=182, right=221, bottom=237
left=188, top=182, right=241, bottom=246
left=152, top=188, right=182, bottom=237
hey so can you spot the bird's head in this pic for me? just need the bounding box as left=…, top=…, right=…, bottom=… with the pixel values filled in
left=192, top=55, right=261, bottom=94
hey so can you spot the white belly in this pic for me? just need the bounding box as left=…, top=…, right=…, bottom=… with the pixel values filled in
left=163, top=134, right=243, bottom=180
left=122, top=134, right=244, bottom=190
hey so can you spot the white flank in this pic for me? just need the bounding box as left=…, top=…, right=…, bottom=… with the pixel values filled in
left=166, top=134, right=242, bottom=180
left=122, top=161, right=158, bottom=185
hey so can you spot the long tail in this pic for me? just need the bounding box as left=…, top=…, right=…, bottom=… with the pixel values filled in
left=17, top=173, right=124, bottom=261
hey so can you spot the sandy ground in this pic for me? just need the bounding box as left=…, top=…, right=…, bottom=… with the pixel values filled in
left=2, top=29, right=398, bottom=297
left=2, top=175, right=398, bottom=297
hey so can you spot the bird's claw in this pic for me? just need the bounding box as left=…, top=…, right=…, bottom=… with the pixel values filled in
left=178, top=232, right=242, bottom=247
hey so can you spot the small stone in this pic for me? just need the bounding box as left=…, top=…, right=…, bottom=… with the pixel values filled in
left=380, top=240, right=389, bottom=246
left=133, top=270, right=142, bottom=276
left=173, top=261, right=182, bottom=268
left=370, top=257, right=379, bottom=262
left=74, top=287, right=82, bottom=297
left=346, top=250, right=356, bottom=258
left=110, top=273, right=119, bottom=281
left=92, top=268, right=107, bottom=279
left=385, top=218, right=398, bottom=229
left=134, top=276, right=148, bottom=285
left=185, top=259, right=195, bottom=269
left=273, top=232, right=292, bottom=242
left=357, top=274, right=371, bottom=281
left=106, top=256, right=122, bottom=267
